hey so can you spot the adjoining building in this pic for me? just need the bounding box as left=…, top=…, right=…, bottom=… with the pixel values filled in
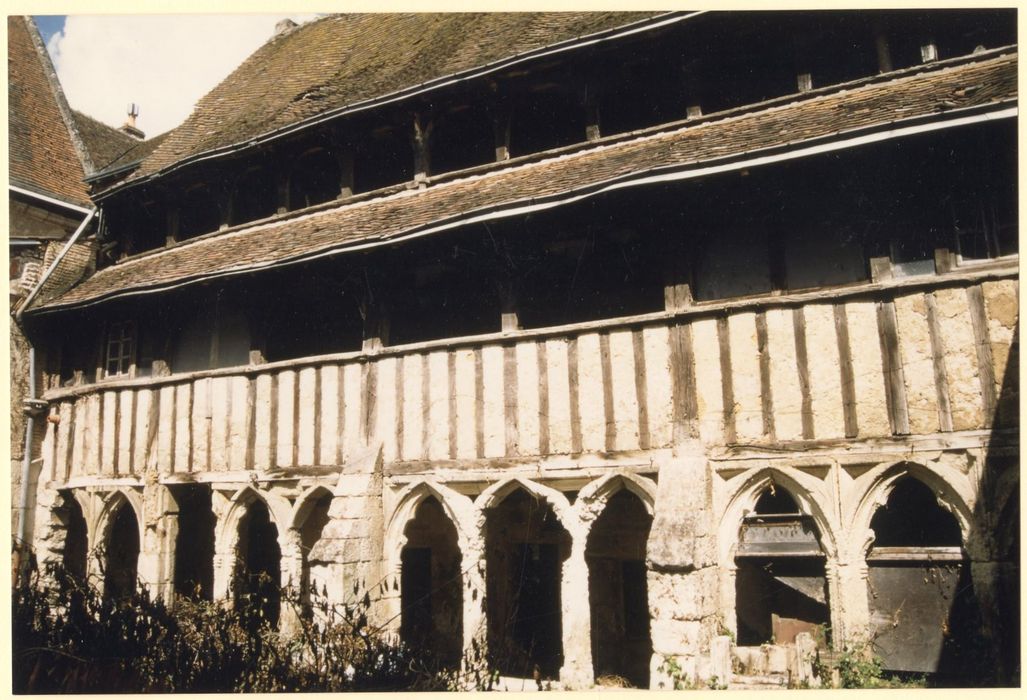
left=12, top=11, right=1019, bottom=688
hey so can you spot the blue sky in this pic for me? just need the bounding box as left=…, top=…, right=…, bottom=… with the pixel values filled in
left=34, top=15, right=65, bottom=45
left=35, top=14, right=318, bottom=136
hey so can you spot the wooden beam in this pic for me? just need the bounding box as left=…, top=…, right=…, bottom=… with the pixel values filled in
left=875, top=28, right=894, bottom=73
left=876, top=300, right=910, bottom=435
left=411, top=112, right=432, bottom=183
left=923, top=292, right=953, bottom=432
left=966, top=285, right=997, bottom=425
left=833, top=304, right=858, bottom=438
left=792, top=307, right=815, bottom=440
left=493, top=103, right=511, bottom=162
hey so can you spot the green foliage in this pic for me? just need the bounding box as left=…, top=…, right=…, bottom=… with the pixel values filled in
left=657, top=655, right=695, bottom=690
left=835, top=641, right=927, bottom=689
left=12, top=564, right=470, bottom=693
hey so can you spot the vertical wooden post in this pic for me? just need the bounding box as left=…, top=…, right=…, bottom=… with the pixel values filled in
left=360, top=270, right=390, bottom=352
left=663, top=230, right=693, bottom=312
left=330, top=126, right=355, bottom=198
left=217, top=180, right=232, bottom=231
left=492, top=100, right=511, bottom=162
left=584, top=79, right=601, bottom=142
left=338, top=148, right=354, bottom=198
left=411, top=111, right=432, bottom=184
left=165, top=200, right=180, bottom=247
left=276, top=167, right=289, bottom=215
left=874, top=22, right=893, bottom=73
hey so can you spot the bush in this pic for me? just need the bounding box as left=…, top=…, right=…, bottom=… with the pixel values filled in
left=12, top=565, right=462, bottom=693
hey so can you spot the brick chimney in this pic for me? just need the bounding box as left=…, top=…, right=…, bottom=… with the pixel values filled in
left=120, top=103, right=145, bottom=140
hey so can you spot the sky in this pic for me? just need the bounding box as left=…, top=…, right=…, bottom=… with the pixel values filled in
left=37, top=14, right=319, bottom=137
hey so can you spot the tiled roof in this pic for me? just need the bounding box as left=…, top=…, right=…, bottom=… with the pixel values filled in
left=8, top=16, right=91, bottom=207
left=30, top=52, right=1017, bottom=313
left=70, top=111, right=141, bottom=172
left=121, top=12, right=661, bottom=185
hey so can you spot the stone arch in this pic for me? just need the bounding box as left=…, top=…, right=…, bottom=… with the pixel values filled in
left=220, top=487, right=286, bottom=626
left=720, top=469, right=834, bottom=648
left=856, top=463, right=981, bottom=677
left=474, top=476, right=576, bottom=535
left=94, top=488, right=144, bottom=552
left=578, top=473, right=656, bottom=688
left=216, top=486, right=291, bottom=555
left=95, top=490, right=142, bottom=601
left=850, top=460, right=974, bottom=559
left=388, top=480, right=472, bottom=560
left=718, top=467, right=838, bottom=562
left=289, top=484, right=334, bottom=610
left=54, top=490, right=88, bottom=582
left=477, top=477, right=575, bottom=680
left=574, top=472, right=656, bottom=531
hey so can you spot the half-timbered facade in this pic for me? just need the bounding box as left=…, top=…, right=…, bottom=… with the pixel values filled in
left=15, top=11, right=1019, bottom=688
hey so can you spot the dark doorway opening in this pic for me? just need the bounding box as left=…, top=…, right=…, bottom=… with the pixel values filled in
left=400, top=497, right=463, bottom=669
left=485, top=489, right=570, bottom=680
left=233, top=499, right=282, bottom=627
left=61, top=493, right=88, bottom=583
left=586, top=489, right=654, bottom=688
left=173, top=485, right=216, bottom=601
left=867, top=476, right=981, bottom=679
left=103, top=502, right=140, bottom=602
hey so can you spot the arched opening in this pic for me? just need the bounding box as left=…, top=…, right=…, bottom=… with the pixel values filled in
left=288, top=148, right=342, bottom=209
left=298, top=491, right=333, bottom=613
left=232, top=498, right=282, bottom=627
left=400, top=496, right=463, bottom=669
left=866, top=476, right=980, bottom=679
left=485, top=488, right=570, bottom=680
left=586, top=489, right=653, bottom=688
left=61, top=493, right=87, bottom=583
left=172, top=485, right=215, bottom=601
left=734, top=485, right=830, bottom=647
left=103, top=501, right=140, bottom=602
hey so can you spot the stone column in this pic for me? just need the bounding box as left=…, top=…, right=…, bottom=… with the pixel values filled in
left=211, top=489, right=235, bottom=601
left=460, top=531, right=489, bottom=688
left=138, top=482, right=178, bottom=601
left=279, top=527, right=305, bottom=636
left=829, top=555, right=872, bottom=647
left=309, top=444, right=386, bottom=623
left=647, top=442, right=718, bottom=688
left=560, top=538, right=593, bottom=689
left=29, top=483, right=68, bottom=584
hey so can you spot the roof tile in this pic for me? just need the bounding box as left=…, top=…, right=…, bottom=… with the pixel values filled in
left=34, top=52, right=1017, bottom=313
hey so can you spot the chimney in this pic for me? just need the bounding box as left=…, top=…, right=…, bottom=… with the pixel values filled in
left=120, top=103, right=145, bottom=140
left=274, top=19, right=297, bottom=37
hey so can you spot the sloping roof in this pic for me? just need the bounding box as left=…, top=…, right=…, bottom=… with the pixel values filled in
left=71, top=110, right=173, bottom=183
left=120, top=12, right=662, bottom=186
left=8, top=15, right=92, bottom=207
left=71, top=111, right=141, bottom=171
left=30, top=51, right=1017, bottom=313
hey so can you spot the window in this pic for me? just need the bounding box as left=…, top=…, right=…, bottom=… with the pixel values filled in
left=105, top=321, right=136, bottom=378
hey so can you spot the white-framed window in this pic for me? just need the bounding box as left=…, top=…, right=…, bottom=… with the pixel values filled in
left=104, top=321, right=136, bottom=378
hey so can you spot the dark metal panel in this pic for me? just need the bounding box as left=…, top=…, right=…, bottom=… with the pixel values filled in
left=868, top=561, right=962, bottom=673
left=736, top=517, right=824, bottom=557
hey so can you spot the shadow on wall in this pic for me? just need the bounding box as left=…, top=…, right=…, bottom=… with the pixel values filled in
left=971, top=315, right=1019, bottom=686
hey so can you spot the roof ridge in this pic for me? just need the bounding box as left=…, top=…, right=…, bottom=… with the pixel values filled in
left=22, top=16, right=97, bottom=177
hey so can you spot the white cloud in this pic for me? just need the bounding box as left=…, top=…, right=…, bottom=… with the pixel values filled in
left=47, top=14, right=319, bottom=137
